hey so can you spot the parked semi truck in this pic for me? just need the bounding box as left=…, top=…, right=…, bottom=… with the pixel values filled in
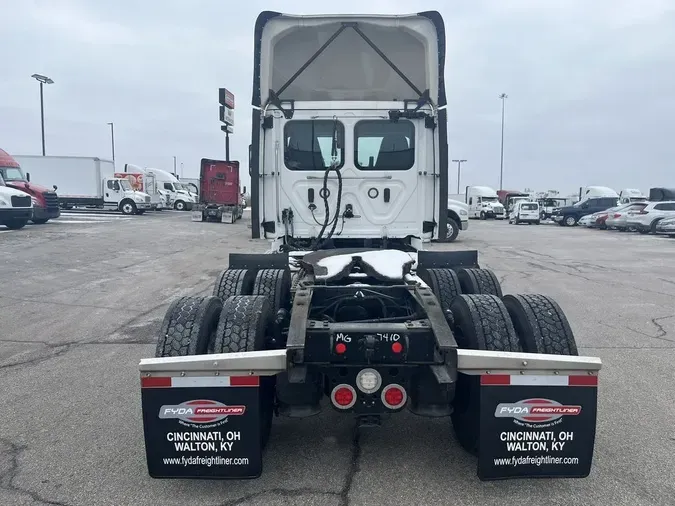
left=138, top=10, right=602, bottom=483
left=0, top=172, right=33, bottom=229
left=449, top=186, right=505, bottom=220
left=192, top=159, right=244, bottom=223
left=117, top=164, right=170, bottom=210
left=0, top=149, right=60, bottom=224
left=145, top=168, right=196, bottom=211
left=13, top=155, right=151, bottom=215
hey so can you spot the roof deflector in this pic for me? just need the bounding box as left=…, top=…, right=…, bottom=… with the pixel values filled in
left=267, top=21, right=431, bottom=116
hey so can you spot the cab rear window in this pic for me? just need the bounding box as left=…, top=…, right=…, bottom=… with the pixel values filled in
left=354, top=120, right=415, bottom=170
left=521, top=203, right=538, bottom=210
left=284, top=120, right=345, bottom=170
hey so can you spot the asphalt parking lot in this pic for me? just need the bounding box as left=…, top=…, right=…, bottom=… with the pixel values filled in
left=1, top=213, right=674, bottom=506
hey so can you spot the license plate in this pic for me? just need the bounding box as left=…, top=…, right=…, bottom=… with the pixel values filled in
left=221, top=211, right=233, bottom=223
left=191, top=211, right=203, bottom=222
left=478, top=374, right=597, bottom=480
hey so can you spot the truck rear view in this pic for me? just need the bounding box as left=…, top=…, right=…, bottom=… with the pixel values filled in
left=192, top=159, right=243, bottom=223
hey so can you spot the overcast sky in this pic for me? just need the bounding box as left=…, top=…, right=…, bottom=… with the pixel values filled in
left=2, top=0, right=674, bottom=196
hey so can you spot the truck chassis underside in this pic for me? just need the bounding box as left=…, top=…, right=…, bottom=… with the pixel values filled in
left=140, top=248, right=601, bottom=481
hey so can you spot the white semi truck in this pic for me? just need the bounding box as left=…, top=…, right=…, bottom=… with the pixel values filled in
left=0, top=173, right=33, bottom=229
left=145, top=168, right=196, bottom=211
left=449, top=186, right=505, bottom=220
left=138, top=10, right=602, bottom=484
left=12, top=155, right=151, bottom=215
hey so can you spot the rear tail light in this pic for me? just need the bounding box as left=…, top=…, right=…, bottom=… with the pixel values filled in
left=331, top=384, right=357, bottom=410
left=391, top=341, right=403, bottom=354
left=381, top=384, right=407, bottom=410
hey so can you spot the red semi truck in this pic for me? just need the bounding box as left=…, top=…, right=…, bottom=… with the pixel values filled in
left=0, top=148, right=60, bottom=224
left=192, top=159, right=245, bottom=223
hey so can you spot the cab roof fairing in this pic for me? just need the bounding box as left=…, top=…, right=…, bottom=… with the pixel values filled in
left=251, top=11, right=447, bottom=108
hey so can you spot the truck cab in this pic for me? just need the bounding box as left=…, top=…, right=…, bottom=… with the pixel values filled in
left=618, top=189, right=647, bottom=204
left=250, top=11, right=453, bottom=250
left=0, top=148, right=60, bottom=224
left=146, top=168, right=195, bottom=211
left=466, top=186, right=505, bottom=220
left=103, top=177, right=152, bottom=215
left=0, top=172, right=33, bottom=230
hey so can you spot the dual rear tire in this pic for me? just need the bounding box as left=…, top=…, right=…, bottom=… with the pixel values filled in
left=419, top=265, right=579, bottom=455
left=155, top=267, right=291, bottom=449
left=449, top=292, right=578, bottom=455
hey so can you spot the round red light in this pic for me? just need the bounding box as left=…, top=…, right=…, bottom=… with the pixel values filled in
left=391, top=341, right=403, bottom=354
left=384, top=386, right=405, bottom=407
left=335, top=343, right=347, bottom=354
left=334, top=387, right=354, bottom=406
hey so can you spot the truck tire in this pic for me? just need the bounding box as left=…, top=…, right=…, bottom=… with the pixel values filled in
left=418, top=268, right=462, bottom=311
left=445, top=217, right=460, bottom=242
left=120, top=200, right=137, bottom=215
left=252, top=268, right=291, bottom=313
left=479, top=211, right=486, bottom=220
left=3, top=219, right=29, bottom=230
left=174, top=200, right=186, bottom=211
left=456, top=267, right=503, bottom=297
left=449, top=294, right=521, bottom=455
left=211, top=295, right=275, bottom=449
left=213, top=268, right=256, bottom=300
left=502, top=294, right=578, bottom=355
left=155, top=296, right=223, bottom=358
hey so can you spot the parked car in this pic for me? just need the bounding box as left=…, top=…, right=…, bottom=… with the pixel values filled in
left=655, top=216, right=675, bottom=237
left=605, top=202, right=649, bottom=231
left=578, top=214, right=597, bottom=227
left=508, top=201, right=540, bottom=224
left=625, top=201, right=675, bottom=234
left=551, top=196, right=619, bottom=226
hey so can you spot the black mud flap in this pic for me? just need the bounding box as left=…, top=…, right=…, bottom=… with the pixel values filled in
left=477, top=373, right=598, bottom=480
left=141, top=375, right=262, bottom=479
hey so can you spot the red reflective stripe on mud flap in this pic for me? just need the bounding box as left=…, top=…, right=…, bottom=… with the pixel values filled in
left=230, top=376, right=260, bottom=387
left=141, top=377, right=171, bottom=388
left=569, top=375, right=598, bottom=386
left=480, top=375, right=511, bottom=385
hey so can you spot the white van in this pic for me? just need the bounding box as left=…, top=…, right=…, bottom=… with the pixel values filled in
left=509, top=201, right=540, bottom=225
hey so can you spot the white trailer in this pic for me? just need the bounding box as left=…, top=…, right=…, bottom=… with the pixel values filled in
left=12, top=155, right=151, bottom=215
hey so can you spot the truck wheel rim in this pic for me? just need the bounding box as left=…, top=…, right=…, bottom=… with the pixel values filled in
left=566, top=217, right=575, bottom=225
left=124, top=204, right=132, bottom=213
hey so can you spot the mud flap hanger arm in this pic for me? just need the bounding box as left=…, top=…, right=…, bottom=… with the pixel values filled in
left=139, top=349, right=601, bottom=377
left=265, top=21, right=432, bottom=117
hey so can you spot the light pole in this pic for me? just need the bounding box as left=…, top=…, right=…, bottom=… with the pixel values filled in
left=107, top=122, right=115, bottom=163
left=180, top=162, right=184, bottom=178
left=31, top=74, right=54, bottom=155
left=499, top=93, right=508, bottom=190
left=173, top=156, right=177, bottom=177
left=452, top=159, right=467, bottom=194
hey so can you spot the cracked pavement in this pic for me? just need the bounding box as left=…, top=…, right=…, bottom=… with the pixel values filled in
left=1, top=213, right=674, bottom=506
